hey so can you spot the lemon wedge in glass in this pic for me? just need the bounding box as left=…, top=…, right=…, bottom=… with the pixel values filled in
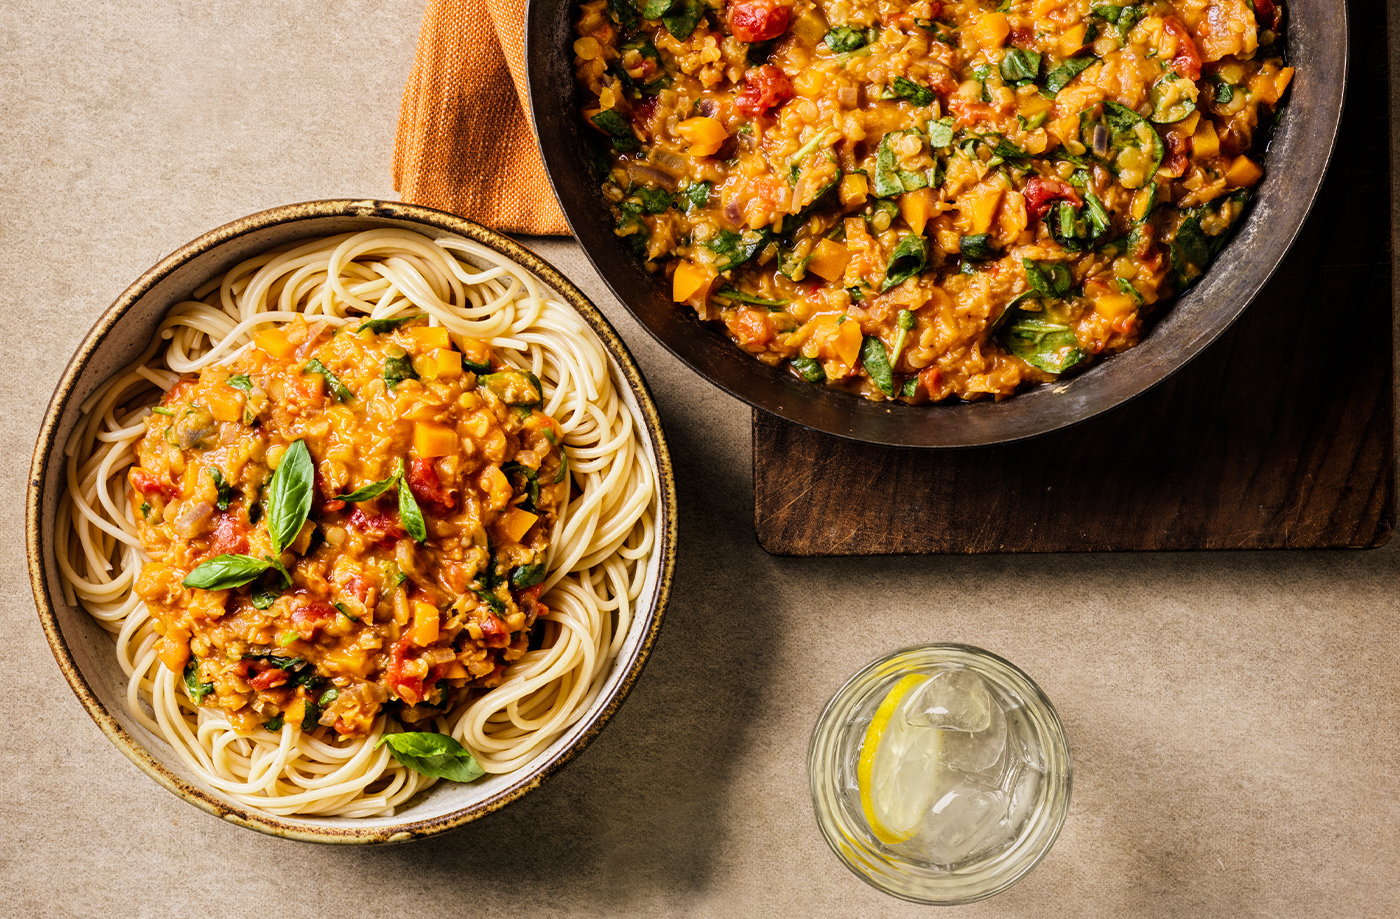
left=857, top=673, right=943, bottom=845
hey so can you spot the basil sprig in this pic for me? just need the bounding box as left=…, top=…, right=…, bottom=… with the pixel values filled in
left=397, top=474, right=428, bottom=543
left=376, top=732, right=485, bottom=783
left=182, top=554, right=290, bottom=590
left=860, top=336, right=896, bottom=396
left=267, top=439, right=314, bottom=555
left=334, top=473, right=399, bottom=503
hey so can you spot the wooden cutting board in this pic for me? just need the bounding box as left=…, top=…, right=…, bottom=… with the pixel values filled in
left=753, top=19, right=1395, bottom=556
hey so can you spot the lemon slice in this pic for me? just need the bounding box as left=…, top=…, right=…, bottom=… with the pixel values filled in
left=858, top=673, right=943, bottom=845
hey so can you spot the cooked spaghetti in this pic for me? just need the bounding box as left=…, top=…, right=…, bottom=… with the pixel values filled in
left=57, top=229, right=658, bottom=817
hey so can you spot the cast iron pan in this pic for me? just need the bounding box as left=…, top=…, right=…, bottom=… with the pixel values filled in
left=527, top=2, right=1346, bottom=448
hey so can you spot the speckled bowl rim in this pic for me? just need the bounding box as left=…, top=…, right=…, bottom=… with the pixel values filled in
left=26, top=198, right=678, bottom=844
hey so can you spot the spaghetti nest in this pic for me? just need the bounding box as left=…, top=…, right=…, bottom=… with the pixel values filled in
left=58, top=229, right=658, bottom=817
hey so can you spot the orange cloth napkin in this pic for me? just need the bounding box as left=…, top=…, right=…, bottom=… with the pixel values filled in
left=393, top=0, right=570, bottom=235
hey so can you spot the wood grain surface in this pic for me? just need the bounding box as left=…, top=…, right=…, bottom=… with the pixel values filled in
left=754, top=18, right=1395, bottom=556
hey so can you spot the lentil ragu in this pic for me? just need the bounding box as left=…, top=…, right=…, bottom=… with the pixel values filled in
left=575, top=0, right=1292, bottom=402
left=130, top=316, right=565, bottom=738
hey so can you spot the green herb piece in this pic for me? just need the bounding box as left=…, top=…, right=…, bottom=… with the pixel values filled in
left=881, top=234, right=929, bottom=291
left=714, top=286, right=789, bottom=307
left=501, top=462, right=541, bottom=512
left=152, top=406, right=175, bottom=416
left=1001, top=315, right=1087, bottom=374
left=208, top=467, right=236, bottom=511
left=264, top=714, right=285, bottom=731
left=960, top=234, right=997, bottom=261
left=183, top=554, right=281, bottom=591
left=356, top=314, right=422, bottom=334
left=333, top=601, right=359, bottom=622
left=397, top=475, right=427, bottom=543
left=334, top=474, right=398, bottom=503
left=1043, top=56, right=1096, bottom=95
left=927, top=117, right=955, bottom=149
left=1093, top=3, right=1145, bottom=37
left=634, top=185, right=674, bottom=214
left=302, top=358, right=352, bottom=402
left=472, top=583, right=507, bottom=615
left=791, top=356, right=826, bottom=383
left=873, top=131, right=931, bottom=198
left=1214, top=78, right=1236, bottom=105
left=900, top=377, right=920, bottom=399
left=1080, top=101, right=1164, bottom=188
left=266, top=439, right=314, bottom=555
left=889, top=309, right=917, bottom=367
left=824, top=25, right=872, bottom=53
left=1116, top=277, right=1145, bottom=304
left=226, top=374, right=253, bottom=391
left=660, top=0, right=703, bottom=40
left=1000, top=49, right=1042, bottom=84
left=1023, top=259, right=1074, bottom=298
left=642, top=0, right=674, bottom=18
left=319, top=688, right=340, bottom=707
left=590, top=109, right=639, bottom=152
left=376, top=732, right=485, bottom=783
left=384, top=354, right=418, bottom=389
left=684, top=181, right=712, bottom=210
left=251, top=588, right=278, bottom=610
left=860, top=336, right=895, bottom=396
left=511, top=562, right=547, bottom=589
left=183, top=660, right=215, bottom=704
left=479, top=369, right=542, bottom=407
left=1149, top=74, right=1196, bottom=124
left=787, top=129, right=837, bottom=182
left=704, top=228, right=770, bottom=272
left=606, top=0, right=638, bottom=29
left=890, top=76, right=935, bottom=106
left=139, top=501, right=152, bottom=519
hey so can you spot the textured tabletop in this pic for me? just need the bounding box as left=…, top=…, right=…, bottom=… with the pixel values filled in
left=3, top=2, right=1397, bottom=917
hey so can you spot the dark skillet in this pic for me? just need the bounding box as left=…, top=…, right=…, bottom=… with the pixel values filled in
left=526, top=1, right=1346, bottom=448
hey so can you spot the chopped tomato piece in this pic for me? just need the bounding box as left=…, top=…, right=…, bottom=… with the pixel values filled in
left=1163, top=130, right=1189, bottom=177
left=1163, top=17, right=1202, bottom=80
left=208, top=513, right=249, bottom=557
left=250, top=668, right=288, bottom=690
left=130, top=468, right=178, bottom=501
left=726, top=308, right=775, bottom=348
left=406, top=457, right=455, bottom=515
left=346, top=507, right=406, bottom=547
left=735, top=65, right=794, bottom=116
left=1022, top=176, right=1083, bottom=222
left=385, top=636, right=424, bottom=702
left=1253, top=0, right=1281, bottom=31
left=478, top=613, right=511, bottom=648
left=728, top=0, right=790, bottom=43
left=290, top=600, right=335, bottom=637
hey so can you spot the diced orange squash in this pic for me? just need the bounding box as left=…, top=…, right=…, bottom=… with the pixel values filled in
left=1033, top=0, right=1068, bottom=16
left=431, top=349, right=463, bottom=379
left=672, top=260, right=713, bottom=302
left=253, top=328, right=295, bottom=360
left=324, top=646, right=375, bottom=678
left=807, top=239, right=850, bottom=282
left=1179, top=110, right=1201, bottom=136
left=831, top=318, right=863, bottom=366
left=1192, top=120, right=1220, bottom=159
left=899, top=187, right=935, bottom=234
left=960, top=186, right=1004, bottom=235
left=1275, top=66, right=1295, bottom=99
left=498, top=507, right=539, bottom=543
left=413, top=421, right=458, bottom=458
left=411, top=601, right=440, bottom=646
left=441, top=661, right=468, bottom=680
left=972, top=12, right=1010, bottom=48
left=207, top=386, right=242, bottom=422
left=409, top=326, right=452, bottom=351
left=1058, top=23, right=1087, bottom=56
left=676, top=117, right=727, bottom=157
left=158, top=629, right=190, bottom=674
left=455, top=337, right=493, bottom=372
left=840, top=173, right=869, bottom=207
left=793, top=69, right=826, bottom=98
left=1019, top=92, right=1053, bottom=119
left=1090, top=283, right=1137, bottom=320
left=1224, top=155, right=1263, bottom=187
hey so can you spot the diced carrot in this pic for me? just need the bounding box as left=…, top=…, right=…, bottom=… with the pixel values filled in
left=672, top=260, right=713, bottom=302
left=498, top=507, right=539, bottom=543
left=409, top=326, right=452, bottom=351
left=676, top=117, right=728, bottom=157
left=207, top=386, right=242, bottom=422
left=972, top=12, right=1010, bottom=48
left=413, top=422, right=458, bottom=458
left=1224, top=155, right=1263, bottom=187
left=840, top=173, right=869, bottom=207
left=411, top=600, right=440, bottom=646
left=253, top=328, right=295, bottom=360
left=1192, top=120, right=1220, bottom=159
left=807, top=239, right=850, bottom=282
left=1058, top=23, right=1087, bottom=56
left=431, top=349, right=463, bottom=379
left=899, top=187, right=935, bottom=234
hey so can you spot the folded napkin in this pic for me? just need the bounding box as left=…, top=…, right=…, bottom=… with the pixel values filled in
left=393, top=0, right=570, bottom=235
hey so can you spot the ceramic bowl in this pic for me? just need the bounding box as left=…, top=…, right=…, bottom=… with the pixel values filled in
left=26, top=199, right=677, bottom=843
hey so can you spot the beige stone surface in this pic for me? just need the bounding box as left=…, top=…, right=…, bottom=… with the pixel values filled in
left=2, top=2, right=1396, bottom=917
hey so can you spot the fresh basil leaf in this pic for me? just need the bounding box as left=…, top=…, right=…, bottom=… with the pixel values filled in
left=1023, top=259, right=1074, bottom=297
left=714, top=286, right=789, bottom=308
left=633, top=185, right=674, bottom=214
left=824, top=25, right=872, bottom=53
left=376, top=732, right=485, bottom=783
left=860, top=336, right=896, bottom=396
left=960, top=233, right=997, bottom=261
left=890, top=76, right=934, bottom=106
left=511, top=562, right=547, bottom=589
left=251, top=588, right=278, bottom=610
left=660, top=0, right=702, bottom=39
left=303, top=358, right=353, bottom=402
left=684, top=181, right=712, bottom=211
left=183, top=554, right=276, bottom=590
left=334, top=474, right=398, bottom=503
left=356, top=314, right=422, bottom=334
left=881, top=234, right=929, bottom=291
left=1001, top=315, right=1087, bottom=374
left=397, top=475, right=428, bottom=543
left=791, top=356, right=826, bottom=383
left=209, top=467, right=236, bottom=511
left=1043, top=56, right=1096, bottom=95
left=226, top=374, right=253, bottom=392
left=1000, top=49, right=1041, bottom=84
left=384, top=354, right=418, bottom=389
left=606, top=0, right=638, bottom=29
left=590, top=109, right=639, bottom=152
left=301, top=700, right=322, bottom=732
left=183, top=660, right=215, bottom=704
left=642, top=0, right=676, bottom=18
left=267, top=439, right=314, bottom=555
left=703, top=228, right=770, bottom=272
left=1214, top=79, right=1236, bottom=105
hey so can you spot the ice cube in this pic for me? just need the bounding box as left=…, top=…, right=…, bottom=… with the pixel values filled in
left=940, top=700, right=1007, bottom=775
left=897, top=783, right=1012, bottom=866
left=999, top=767, right=1042, bottom=838
left=1005, top=708, right=1047, bottom=774
left=903, top=668, right=993, bottom=732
